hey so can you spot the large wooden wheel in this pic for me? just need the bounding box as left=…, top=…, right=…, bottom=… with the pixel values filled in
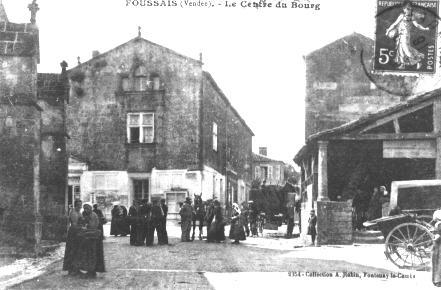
left=384, top=222, right=434, bottom=270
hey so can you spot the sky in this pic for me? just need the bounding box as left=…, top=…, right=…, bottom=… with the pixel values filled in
left=3, top=0, right=379, bottom=165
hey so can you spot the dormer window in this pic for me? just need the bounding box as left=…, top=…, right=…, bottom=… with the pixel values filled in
left=150, top=73, right=161, bottom=90
left=134, top=66, right=148, bottom=91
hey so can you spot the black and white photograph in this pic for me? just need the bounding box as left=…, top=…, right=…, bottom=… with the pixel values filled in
left=0, top=0, right=440, bottom=288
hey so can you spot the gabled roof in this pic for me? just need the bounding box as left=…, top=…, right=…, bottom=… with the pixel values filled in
left=69, top=36, right=201, bottom=71
left=294, top=87, right=441, bottom=163
left=0, top=2, right=8, bottom=22
left=253, top=153, right=284, bottom=164
left=306, top=32, right=373, bottom=58
left=203, top=71, right=254, bottom=136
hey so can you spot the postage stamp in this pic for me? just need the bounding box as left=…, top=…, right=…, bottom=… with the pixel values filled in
left=374, top=0, right=439, bottom=74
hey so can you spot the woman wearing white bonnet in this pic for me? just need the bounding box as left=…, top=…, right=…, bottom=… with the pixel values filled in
left=229, top=203, right=246, bottom=244
left=432, top=208, right=441, bottom=287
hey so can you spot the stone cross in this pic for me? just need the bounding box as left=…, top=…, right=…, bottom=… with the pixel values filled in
left=28, top=0, right=39, bottom=24
left=60, top=60, right=68, bottom=73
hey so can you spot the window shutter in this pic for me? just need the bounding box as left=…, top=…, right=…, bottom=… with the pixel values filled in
left=254, top=166, right=260, bottom=179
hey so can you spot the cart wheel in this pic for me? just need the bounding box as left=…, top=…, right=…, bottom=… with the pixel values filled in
left=384, top=222, right=434, bottom=270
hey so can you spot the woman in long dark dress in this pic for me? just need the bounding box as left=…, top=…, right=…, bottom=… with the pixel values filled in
left=432, top=209, right=441, bottom=287
left=73, top=203, right=105, bottom=277
left=110, top=204, right=123, bottom=236
left=229, top=203, right=246, bottom=244
left=120, top=205, right=130, bottom=237
left=207, top=201, right=225, bottom=243
left=63, top=199, right=84, bottom=275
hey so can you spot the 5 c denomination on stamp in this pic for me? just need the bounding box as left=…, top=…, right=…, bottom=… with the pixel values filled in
left=374, top=0, right=439, bottom=74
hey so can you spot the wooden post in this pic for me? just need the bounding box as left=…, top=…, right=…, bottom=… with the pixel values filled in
left=317, top=141, right=329, bottom=201
left=434, top=99, right=441, bottom=179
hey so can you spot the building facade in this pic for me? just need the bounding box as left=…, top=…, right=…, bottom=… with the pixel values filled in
left=305, top=32, right=417, bottom=139
left=252, top=147, right=286, bottom=186
left=0, top=1, right=68, bottom=246
left=66, top=36, right=253, bottom=217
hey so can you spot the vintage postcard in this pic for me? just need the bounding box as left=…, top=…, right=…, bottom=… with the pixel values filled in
left=0, top=0, right=440, bottom=289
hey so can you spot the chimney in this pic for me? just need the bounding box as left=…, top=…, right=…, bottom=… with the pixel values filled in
left=92, top=50, right=100, bottom=58
left=259, top=147, right=267, bottom=156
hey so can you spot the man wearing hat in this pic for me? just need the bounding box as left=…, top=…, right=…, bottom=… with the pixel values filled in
left=179, top=197, right=193, bottom=242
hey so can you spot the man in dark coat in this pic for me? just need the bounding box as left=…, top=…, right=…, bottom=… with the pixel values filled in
left=128, top=201, right=139, bottom=245
left=93, top=204, right=106, bottom=240
left=248, top=201, right=258, bottom=237
left=135, top=199, right=149, bottom=246
left=179, top=197, right=193, bottom=242
left=286, top=201, right=295, bottom=238
left=159, top=199, right=169, bottom=245
left=147, top=199, right=163, bottom=246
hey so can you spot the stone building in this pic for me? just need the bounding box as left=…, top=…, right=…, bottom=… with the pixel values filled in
left=305, top=32, right=417, bottom=140
left=66, top=36, right=253, bottom=217
left=297, top=32, right=422, bottom=245
left=252, top=147, right=287, bottom=186
left=0, top=1, right=68, bottom=248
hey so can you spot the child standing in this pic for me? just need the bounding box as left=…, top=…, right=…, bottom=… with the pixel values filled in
left=307, top=209, right=317, bottom=246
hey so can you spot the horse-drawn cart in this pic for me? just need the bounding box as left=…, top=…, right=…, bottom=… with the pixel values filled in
left=363, top=180, right=441, bottom=270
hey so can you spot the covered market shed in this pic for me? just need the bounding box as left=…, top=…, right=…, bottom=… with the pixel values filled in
left=294, top=88, right=441, bottom=244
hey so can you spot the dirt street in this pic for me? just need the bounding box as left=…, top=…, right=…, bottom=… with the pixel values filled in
left=9, top=222, right=434, bottom=289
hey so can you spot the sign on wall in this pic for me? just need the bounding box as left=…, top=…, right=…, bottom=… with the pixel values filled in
left=383, top=140, right=436, bottom=158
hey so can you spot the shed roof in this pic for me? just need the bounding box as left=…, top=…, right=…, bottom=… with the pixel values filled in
left=294, top=88, right=441, bottom=163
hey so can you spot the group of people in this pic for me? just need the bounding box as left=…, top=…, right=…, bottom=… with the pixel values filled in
left=352, top=185, right=390, bottom=231
left=63, top=200, right=105, bottom=277
left=179, top=197, right=252, bottom=244
left=126, top=199, right=169, bottom=246
left=110, top=204, right=130, bottom=237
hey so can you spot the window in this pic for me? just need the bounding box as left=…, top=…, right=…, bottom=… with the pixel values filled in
left=212, top=122, right=218, bottom=151
left=134, top=66, right=148, bottom=91
left=127, top=113, right=154, bottom=143
left=268, top=166, right=273, bottom=180
left=150, top=73, right=161, bottom=90
left=254, top=166, right=260, bottom=179
left=261, top=166, right=268, bottom=180
left=121, top=77, right=130, bottom=91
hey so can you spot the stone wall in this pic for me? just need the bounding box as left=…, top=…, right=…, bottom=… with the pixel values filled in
left=305, top=33, right=417, bottom=139
left=0, top=20, right=39, bottom=243
left=202, top=72, right=253, bottom=184
left=67, top=38, right=203, bottom=172
left=315, top=201, right=353, bottom=245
